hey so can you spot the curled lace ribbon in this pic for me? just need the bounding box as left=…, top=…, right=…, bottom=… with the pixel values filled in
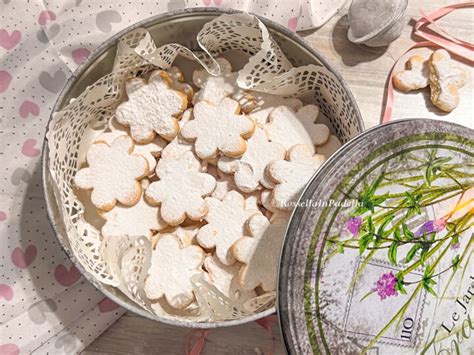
left=381, top=2, right=474, bottom=123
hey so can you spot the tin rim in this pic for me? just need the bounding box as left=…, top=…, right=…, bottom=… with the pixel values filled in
left=41, top=7, right=364, bottom=328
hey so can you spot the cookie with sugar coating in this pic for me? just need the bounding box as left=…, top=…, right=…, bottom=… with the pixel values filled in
left=115, top=70, right=187, bottom=143
left=232, top=214, right=289, bottom=292
left=429, top=49, right=467, bottom=112
left=218, top=127, right=286, bottom=193
left=267, top=144, right=325, bottom=210
left=95, top=126, right=166, bottom=173
left=393, top=55, right=429, bottom=92
left=74, top=135, right=149, bottom=211
left=247, top=92, right=303, bottom=125
left=144, top=234, right=205, bottom=309
left=196, top=190, right=260, bottom=265
left=203, top=255, right=257, bottom=303
left=100, top=180, right=167, bottom=239
left=145, top=150, right=216, bottom=226
left=181, top=98, right=255, bottom=159
left=264, top=106, right=315, bottom=153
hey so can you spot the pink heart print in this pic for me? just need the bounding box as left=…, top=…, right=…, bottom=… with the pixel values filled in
left=71, top=48, right=91, bottom=65
left=287, top=17, right=299, bottom=32
left=0, top=70, right=12, bottom=93
left=98, top=297, right=120, bottom=313
left=203, top=0, right=221, bottom=5
left=22, top=138, right=40, bottom=157
left=0, top=211, right=6, bottom=221
left=54, top=264, right=81, bottom=286
left=38, top=10, right=56, bottom=26
left=19, top=100, right=40, bottom=118
left=11, top=245, right=37, bottom=269
left=0, top=284, right=14, bottom=301
left=0, top=343, right=20, bottom=355
left=0, top=29, right=21, bottom=50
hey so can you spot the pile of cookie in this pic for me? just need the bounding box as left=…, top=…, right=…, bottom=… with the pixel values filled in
left=74, top=59, right=341, bottom=312
left=394, top=49, right=467, bottom=112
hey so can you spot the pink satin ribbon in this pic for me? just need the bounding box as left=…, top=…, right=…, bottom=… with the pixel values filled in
left=185, top=329, right=210, bottom=355
left=184, top=315, right=278, bottom=355
left=381, top=2, right=474, bottom=123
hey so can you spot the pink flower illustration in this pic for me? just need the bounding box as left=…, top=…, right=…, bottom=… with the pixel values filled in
left=414, top=218, right=446, bottom=238
left=372, top=272, right=398, bottom=300
left=346, top=217, right=362, bottom=237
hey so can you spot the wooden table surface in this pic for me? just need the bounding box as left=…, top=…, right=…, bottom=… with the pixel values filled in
left=83, top=1, right=472, bottom=354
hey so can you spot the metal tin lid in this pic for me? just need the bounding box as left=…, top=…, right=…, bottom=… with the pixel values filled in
left=278, top=119, right=474, bottom=354
left=347, top=0, right=408, bottom=43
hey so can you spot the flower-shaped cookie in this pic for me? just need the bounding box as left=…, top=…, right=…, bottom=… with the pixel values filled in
left=145, top=151, right=216, bottom=226
left=203, top=255, right=256, bottom=303
left=167, top=66, right=194, bottom=102
left=100, top=186, right=167, bottom=239
left=181, top=98, right=255, bottom=159
left=115, top=70, right=187, bottom=143
left=144, top=234, right=205, bottom=309
left=232, top=214, right=289, bottom=291
left=218, top=127, right=286, bottom=192
left=293, top=105, right=330, bottom=146
left=264, top=106, right=315, bottom=153
left=246, top=92, right=303, bottom=125
left=197, top=191, right=260, bottom=265
left=95, top=126, right=166, bottom=173
left=74, top=136, right=148, bottom=211
left=267, top=144, right=325, bottom=210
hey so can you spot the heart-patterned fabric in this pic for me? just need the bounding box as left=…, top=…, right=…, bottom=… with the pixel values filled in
left=0, top=0, right=344, bottom=353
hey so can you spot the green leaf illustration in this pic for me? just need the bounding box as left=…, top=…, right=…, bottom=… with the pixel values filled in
left=388, top=242, right=398, bottom=265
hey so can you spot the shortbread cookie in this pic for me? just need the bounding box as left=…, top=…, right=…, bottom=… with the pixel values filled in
left=246, top=92, right=303, bottom=125
left=167, top=66, right=194, bottom=102
left=100, top=181, right=167, bottom=238
left=95, top=130, right=166, bottom=173
left=294, top=105, right=330, bottom=146
left=316, top=135, right=342, bottom=158
left=429, top=49, right=467, bottom=112
left=192, top=58, right=233, bottom=88
left=393, top=55, right=429, bottom=92
left=267, top=144, right=325, bottom=210
left=197, top=191, right=260, bottom=265
left=193, top=72, right=239, bottom=106
left=244, top=190, right=261, bottom=211
left=174, top=224, right=202, bottom=247
left=144, top=234, right=204, bottom=309
left=232, top=214, right=288, bottom=291
left=261, top=189, right=291, bottom=221
left=74, top=136, right=148, bottom=211
left=181, top=98, right=256, bottom=159
left=218, top=128, right=286, bottom=192
left=115, top=70, right=187, bottom=143
left=210, top=169, right=238, bottom=200
left=264, top=106, right=315, bottom=153
left=146, top=151, right=216, bottom=226
left=203, top=255, right=256, bottom=302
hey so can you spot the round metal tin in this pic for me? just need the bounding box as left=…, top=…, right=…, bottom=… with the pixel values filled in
left=42, top=8, right=363, bottom=328
left=279, top=119, right=474, bottom=353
